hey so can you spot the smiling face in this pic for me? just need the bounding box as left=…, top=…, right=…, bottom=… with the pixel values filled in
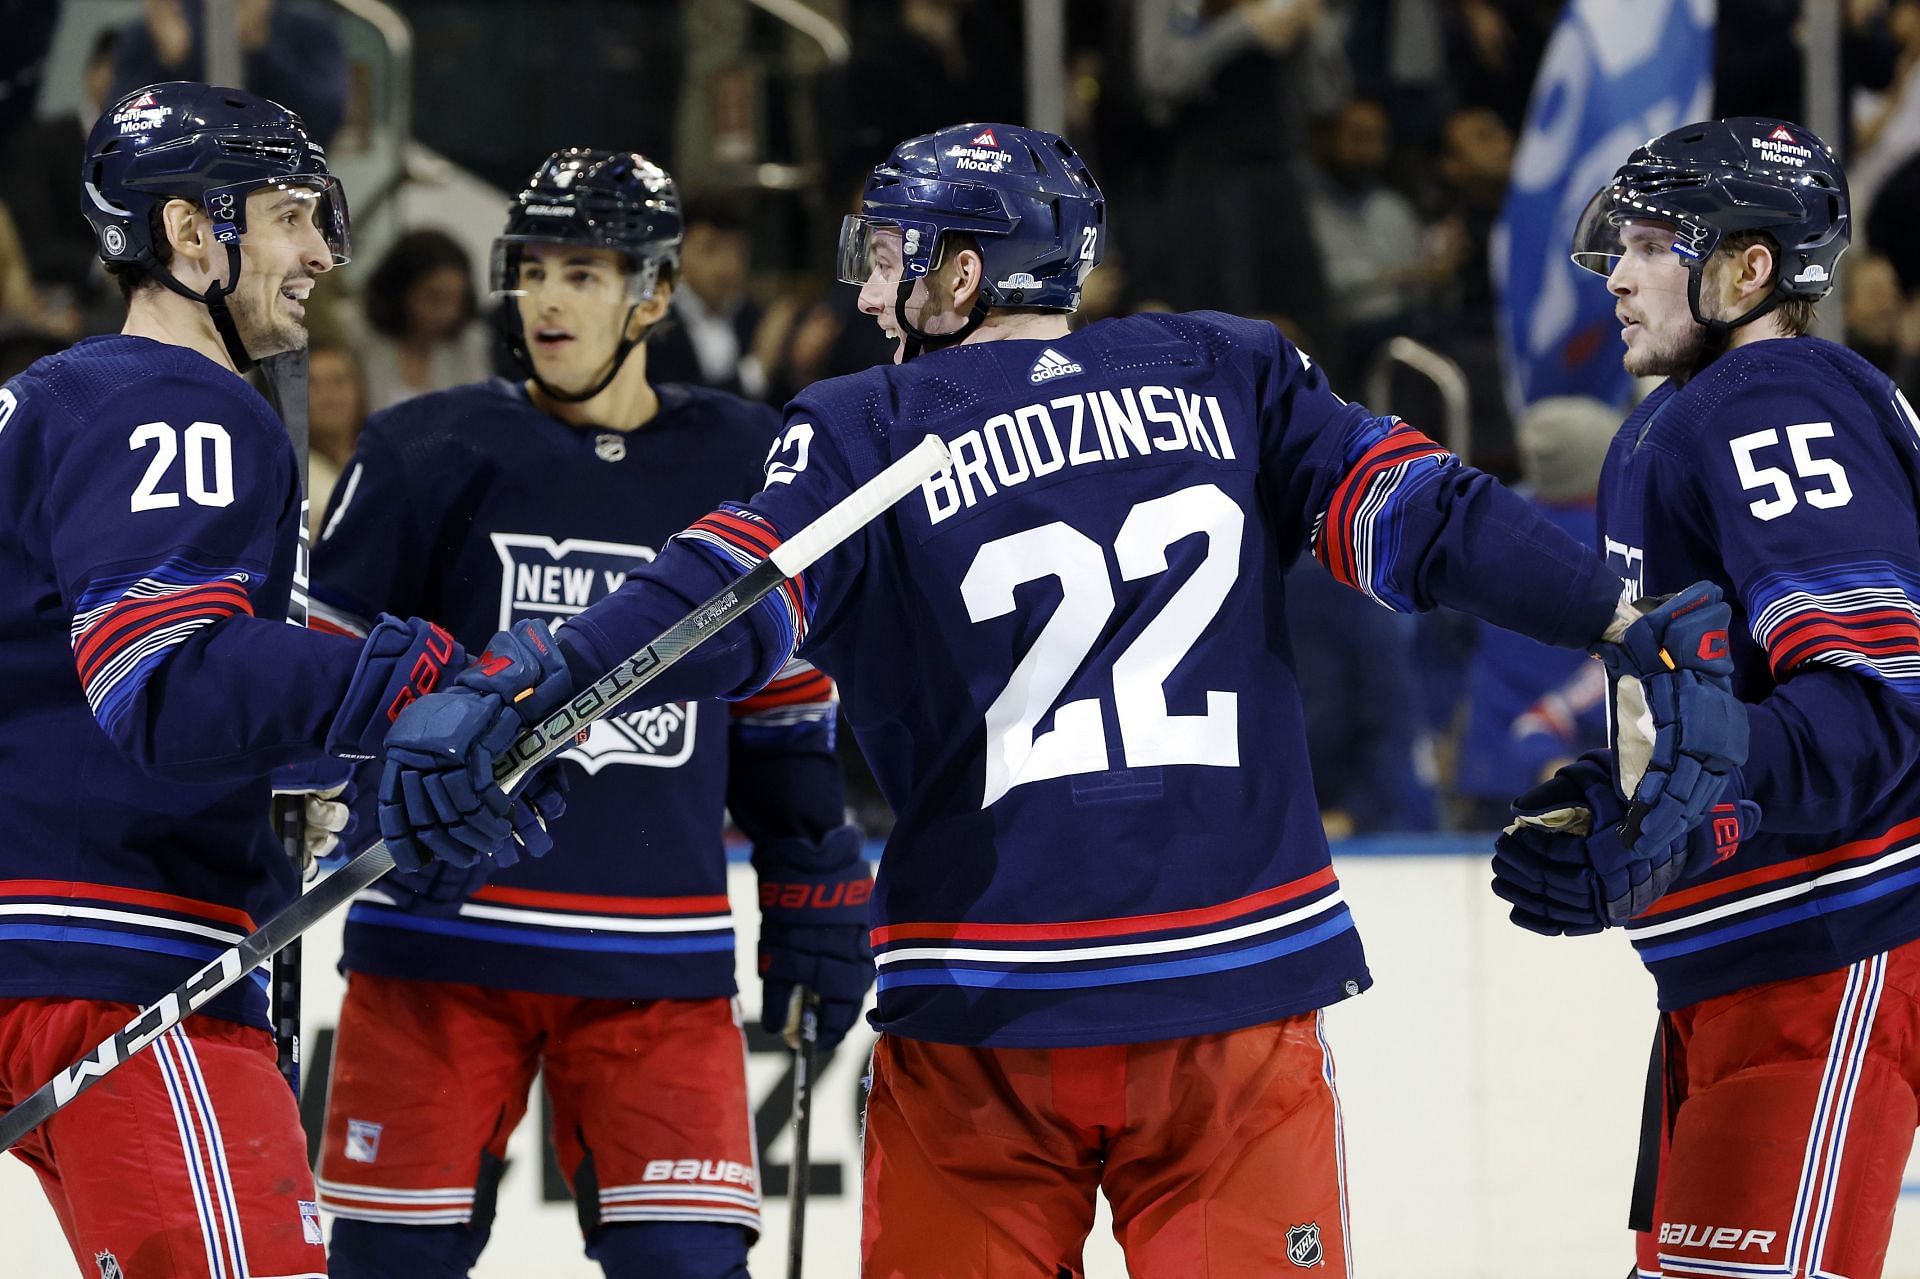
left=853, top=226, right=971, bottom=363
left=512, top=242, right=661, bottom=395
left=225, top=184, right=335, bottom=357
left=1605, top=219, right=1709, bottom=378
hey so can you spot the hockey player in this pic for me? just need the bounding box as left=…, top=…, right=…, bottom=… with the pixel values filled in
left=310, top=149, right=866, bottom=1279
left=1492, top=117, right=1920, bottom=1278
left=371, top=123, right=1746, bottom=1276
left=0, top=83, right=560, bottom=1279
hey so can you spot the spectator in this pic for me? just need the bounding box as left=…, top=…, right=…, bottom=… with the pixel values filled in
left=1284, top=558, right=1438, bottom=837
left=0, top=27, right=115, bottom=308
left=1132, top=0, right=1347, bottom=348
left=1444, top=0, right=1556, bottom=131
left=349, top=228, right=490, bottom=411
left=824, top=0, right=1026, bottom=198
left=1306, top=96, right=1431, bottom=378
left=306, top=343, right=367, bottom=541
left=1453, top=396, right=1617, bottom=828
left=112, top=0, right=347, bottom=146
left=647, top=196, right=767, bottom=398
left=0, top=0, right=60, bottom=161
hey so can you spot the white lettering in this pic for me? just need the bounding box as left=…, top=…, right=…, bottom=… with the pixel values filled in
left=1141, top=385, right=1185, bottom=451
left=1016, top=405, right=1065, bottom=476
left=562, top=565, right=594, bottom=606
left=1176, top=390, right=1217, bottom=458
left=1100, top=389, right=1149, bottom=458
left=982, top=413, right=1031, bottom=487
left=1058, top=395, right=1101, bottom=465
left=949, top=432, right=998, bottom=507
left=0, top=386, right=15, bottom=438
left=1205, top=396, right=1237, bottom=460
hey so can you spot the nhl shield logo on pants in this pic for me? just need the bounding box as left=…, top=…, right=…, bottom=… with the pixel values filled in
left=94, top=1251, right=122, bottom=1279
left=1287, top=1222, right=1324, bottom=1267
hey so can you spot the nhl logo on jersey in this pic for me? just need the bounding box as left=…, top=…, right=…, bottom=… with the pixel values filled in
left=94, top=1250, right=123, bottom=1279
left=1286, top=1222, right=1324, bottom=1268
left=593, top=431, right=627, bottom=463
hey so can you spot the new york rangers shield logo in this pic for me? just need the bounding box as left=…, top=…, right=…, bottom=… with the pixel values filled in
left=492, top=533, right=698, bottom=773
left=1287, top=1222, right=1324, bottom=1267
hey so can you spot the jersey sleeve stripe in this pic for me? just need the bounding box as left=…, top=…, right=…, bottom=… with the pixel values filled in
left=68, top=570, right=256, bottom=733
left=1745, top=564, right=1920, bottom=693
left=467, top=884, right=732, bottom=916
left=676, top=505, right=811, bottom=663
left=1313, top=418, right=1452, bottom=607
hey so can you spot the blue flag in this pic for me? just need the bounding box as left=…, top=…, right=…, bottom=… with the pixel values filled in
left=1494, top=0, right=1714, bottom=415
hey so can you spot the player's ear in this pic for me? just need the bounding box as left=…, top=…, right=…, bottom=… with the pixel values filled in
left=628, top=275, right=671, bottom=336
left=159, top=197, right=212, bottom=266
left=949, top=247, right=984, bottom=313
left=1738, top=239, right=1777, bottom=303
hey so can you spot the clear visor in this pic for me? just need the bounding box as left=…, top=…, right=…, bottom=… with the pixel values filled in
left=836, top=214, right=936, bottom=288
left=490, top=237, right=661, bottom=306
left=210, top=176, right=351, bottom=265
left=1569, top=184, right=1706, bottom=277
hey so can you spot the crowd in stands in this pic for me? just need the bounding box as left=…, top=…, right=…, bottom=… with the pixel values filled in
left=6, top=0, right=1920, bottom=836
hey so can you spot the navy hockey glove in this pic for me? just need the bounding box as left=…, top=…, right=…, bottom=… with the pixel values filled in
left=757, top=826, right=875, bottom=1055
left=1591, top=583, right=1749, bottom=854
left=326, top=615, right=466, bottom=759
left=1491, top=753, right=1761, bottom=934
left=377, top=620, right=573, bottom=872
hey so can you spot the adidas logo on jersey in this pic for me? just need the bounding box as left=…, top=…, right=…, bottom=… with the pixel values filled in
left=1028, top=348, right=1083, bottom=384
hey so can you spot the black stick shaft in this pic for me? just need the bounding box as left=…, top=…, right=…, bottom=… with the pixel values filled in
left=787, top=989, right=822, bottom=1279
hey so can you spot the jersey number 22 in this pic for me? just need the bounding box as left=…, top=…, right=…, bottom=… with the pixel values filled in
left=962, top=482, right=1240, bottom=807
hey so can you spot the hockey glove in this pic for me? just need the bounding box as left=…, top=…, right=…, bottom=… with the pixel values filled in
left=1591, top=583, right=1748, bottom=854
left=270, top=756, right=360, bottom=870
left=757, top=825, right=875, bottom=1055
left=326, top=615, right=466, bottom=759
left=377, top=620, right=573, bottom=872
left=1491, top=753, right=1761, bottom=934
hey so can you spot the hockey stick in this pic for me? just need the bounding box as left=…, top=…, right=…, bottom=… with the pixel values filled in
left=0, top=435, right=952, bottom=1155
left=260, top=348, right=313, bottom=1098
left=786, top=988, right=823, bottom=1279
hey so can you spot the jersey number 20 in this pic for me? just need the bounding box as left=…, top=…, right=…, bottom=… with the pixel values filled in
left=129, top=420, right=235, bottom=511
left=962, top=482, right=1240, bottom=807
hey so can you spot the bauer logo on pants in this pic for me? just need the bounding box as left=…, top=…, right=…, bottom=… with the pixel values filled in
left=1287, top=1222, right=1324, bottom=1267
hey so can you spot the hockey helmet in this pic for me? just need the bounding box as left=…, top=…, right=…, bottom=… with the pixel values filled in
left=837, top=123, right=1106, bottom=315
left=1570, top=117, right=1849, bottom=328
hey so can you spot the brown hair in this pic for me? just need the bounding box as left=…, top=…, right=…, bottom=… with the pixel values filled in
left=1717, top=229, right=1818, bottom=337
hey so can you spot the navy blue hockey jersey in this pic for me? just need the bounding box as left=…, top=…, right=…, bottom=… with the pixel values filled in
left=1599, top=337, right=1920, bottom=1010
left=0, top=336, right=364, bottom=1027
left=312, top=378, right=840, bottom=1000
left=555, top=312, right=1621, bottom=1048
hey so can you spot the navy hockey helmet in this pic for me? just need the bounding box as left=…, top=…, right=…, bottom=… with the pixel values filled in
left=82, top=82, right=348, bottom=366
left=837, top=123, right=1105, bottom=354
left=493, top=148, right=683, bottom=403
left=1570, top=116, right=1849, bottom=330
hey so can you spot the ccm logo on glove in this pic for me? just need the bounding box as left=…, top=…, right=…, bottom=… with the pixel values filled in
left=386, top=624, right=457, bottom=722
left=760, top=879, right=873, bottom=911
left=1698, top=629, right=1730, bottom=662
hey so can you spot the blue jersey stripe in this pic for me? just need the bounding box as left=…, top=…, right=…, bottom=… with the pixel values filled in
left=349, top=907, right=738, bottom=954
left=0, top=925, right=270, bottom=987
left=876, top=908, right=1355, bottom=991
left=1633, top=863, right=1920, bottom=962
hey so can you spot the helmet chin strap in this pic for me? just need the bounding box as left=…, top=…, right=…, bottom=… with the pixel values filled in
left=894, top=278, right=989, bottom=361
left=151, top=241, right=256, bottom=371
left=1684, top=262, right=1786, bottom=377
left=504, top=302, right=647, bottom=405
